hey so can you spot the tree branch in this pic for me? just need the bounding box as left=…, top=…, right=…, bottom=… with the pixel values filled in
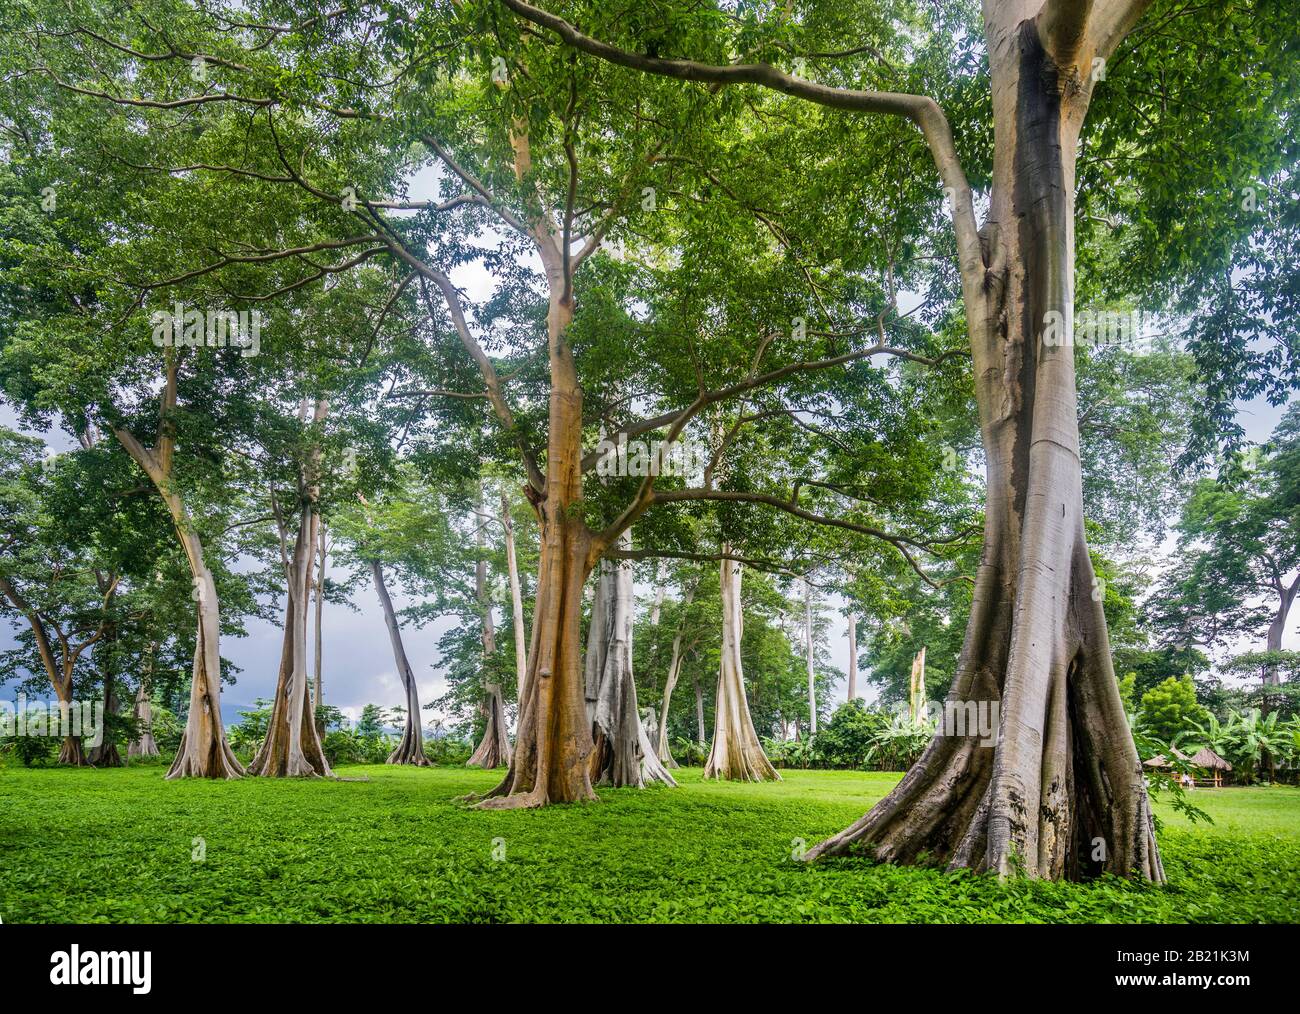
left=497, top=0, right=985, bottom=307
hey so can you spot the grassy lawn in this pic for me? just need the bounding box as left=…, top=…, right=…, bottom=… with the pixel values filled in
left=1, top=764, right=1297, bottom=923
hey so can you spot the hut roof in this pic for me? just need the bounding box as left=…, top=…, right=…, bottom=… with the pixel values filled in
left=1188, top=746, right=1232, bottom=771
left=1143, top=746, right=1232, bottom=771
left=1143, top=748, right=1188, bottom=768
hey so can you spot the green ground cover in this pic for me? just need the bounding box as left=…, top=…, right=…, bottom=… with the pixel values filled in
left=1, top=765, right=1296, bottom=923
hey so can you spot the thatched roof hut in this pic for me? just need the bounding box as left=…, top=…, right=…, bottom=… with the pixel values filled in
left=1143, top=748, right=1187, bottom=768
left=1187, top=746, right=1231, bottom=771
left=1144, top=746, right=1232, bottom=785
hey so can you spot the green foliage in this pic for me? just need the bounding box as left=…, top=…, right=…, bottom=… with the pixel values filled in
left=321, top=728, right=395, bottom=767
left=422, top=736, right=474, bottom=767
left=763, top=736, right=815, bottom=770
left=1139, top=676, right=1212, bottom=747
left=671, top=738, right=709, bottom=767
left=354, top=704, right=389, bottom=740
left=1211, top=708, right=1295, bottom=786
left=148, top=702, right=184, bottom=755
left=1, top=766, right=1297, bottom=923
left=1, top=733, right=55, bottom=767
left=227, top=699, right=273, bottom=758
left=865, top=710, right=936, bottom=772
left=811, top=700, right=886, bottom=770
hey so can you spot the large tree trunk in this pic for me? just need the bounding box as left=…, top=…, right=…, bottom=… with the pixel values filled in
left=704, top=554, right=779, bottom=782
left=468, top=490, right=513, bottom=770
left=476, top=289, right=598, bottom=807
left=88, top=628, right=123, bottom=767
left=56, top=653, right=88, bottom=766
left=584, top=531, right=676, bottom=787
left=847, top=613, right=858, bottom=702
left=53, top=665, right=89, bottom=766
left=372, top=561, right=430, bottom=766
left=248, top=497, right=333, bottom=777
left=656, top=581, right=697, bottom=766
left=249, top=400, right=331, bottom=777
left=807, top=12, right=1161, bottom=881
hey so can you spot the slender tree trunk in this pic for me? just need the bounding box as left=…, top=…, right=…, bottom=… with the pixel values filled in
left=166, top=534, right=243, bottom=779
left=1262, top=575, right=1299, bottom=688
left=656, top=582, right=697, bottom=766
left=649, top=568, right=665, bottom=626
left=468, top=489, right=513, bottom=770
left=371, top=561, right=430, bottom=766
left=704, top=553, right=779, bottom=781
left=847, top=613, right=858, bottom=702
left=584, top=530, right=675, bottom=787
left=127, top=682, right=160, bottom=759
left=693, top=672, right=706, bottom=744
left=909, top=647, right=927, bottom=722
left=249, top=500, right=333, bottom=776
left=248, top=399, right=332, bottom=778
left=804, top=579, right=817, bottom=736
left=808, top=12, right=1161, bottom=881
left=501, top=490, right=529, bottom=705
left=114, top=417, right=242, bottom=780
left=313, top=521, right=326, bottom=737
left=88, top=645, right=122, bottom=767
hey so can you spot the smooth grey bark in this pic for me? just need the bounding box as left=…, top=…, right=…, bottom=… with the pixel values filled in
left=693, top=672, right=705, bottom=744
left=468, top=497, right=512, bottom=770
left=372, top=561, right=430, bottom=766
left=847, top=613, right=858, bottom=701
left=127, top=655, right=159, bottom=760
left=584, top=531, right=676, bottom=787
left=806, top=5, right=1163, bottom=881
left=655, top=579, right=698, bottom=766
left=313, top=520, right=326, bottom=736
left=1264, top=574, right=1300, bottom=686
left=501, top=490, right=529, bottom=704
left=804, top=579, right=817, bottom=736
left=115, top=425, right=242, bottom=779
left=703, top=553, right=779, bottom=781
left=248, top=398, right=332, bottom=778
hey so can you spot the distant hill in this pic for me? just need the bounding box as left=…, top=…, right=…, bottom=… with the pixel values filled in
left=221, top=702, right=261, bottom=728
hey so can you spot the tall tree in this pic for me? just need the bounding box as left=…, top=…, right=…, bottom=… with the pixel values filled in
left=501, top=0, right=1203, bottom=879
